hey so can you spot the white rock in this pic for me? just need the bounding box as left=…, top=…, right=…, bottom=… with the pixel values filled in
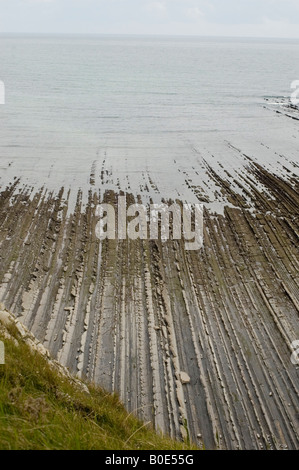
left=180, top=372, right=191, bottom=384
left=15, top=321, right=28, bottom=338
left=24, top=337, right=37, bottom=350
left=36, top=342, right=49, bottom=357
left=180, top=425, right=188, bottom=440
left=0, top=310, right=13, bottom=326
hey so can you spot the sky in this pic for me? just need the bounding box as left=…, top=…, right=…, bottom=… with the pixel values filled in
left=1, top=0, right=299, bottom=38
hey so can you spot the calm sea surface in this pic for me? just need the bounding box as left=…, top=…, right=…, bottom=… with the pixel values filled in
left=0, top=35, right=298, bottom=204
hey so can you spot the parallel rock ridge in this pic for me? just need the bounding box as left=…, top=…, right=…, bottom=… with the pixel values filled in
left=0, top=161, right=298, bottom=450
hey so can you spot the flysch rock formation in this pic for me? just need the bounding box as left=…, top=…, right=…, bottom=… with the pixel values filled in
left=0, top=156, right=298, bottom=450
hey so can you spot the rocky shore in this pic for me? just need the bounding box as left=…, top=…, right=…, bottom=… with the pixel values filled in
left=0, top=156, right=298, bottom=449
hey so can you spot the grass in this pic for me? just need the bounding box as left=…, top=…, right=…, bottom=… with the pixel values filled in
left=0, top=323, right=197, bottom=450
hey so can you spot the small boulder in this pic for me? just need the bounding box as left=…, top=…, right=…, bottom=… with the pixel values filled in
left=180, top=372, right=191, bottom=384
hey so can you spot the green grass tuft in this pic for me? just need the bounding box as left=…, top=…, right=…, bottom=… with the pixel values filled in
left=0, top=325, right=197, bottom=450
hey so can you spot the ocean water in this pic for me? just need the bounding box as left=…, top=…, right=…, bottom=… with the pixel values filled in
left=0, top=35, right=299, bottom=206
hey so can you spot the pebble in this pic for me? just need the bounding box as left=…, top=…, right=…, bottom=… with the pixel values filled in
left=180, top=371, right=191, bottom=384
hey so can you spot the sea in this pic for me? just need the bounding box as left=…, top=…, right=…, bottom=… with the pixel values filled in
left=0, top=34, right=299, bottom=209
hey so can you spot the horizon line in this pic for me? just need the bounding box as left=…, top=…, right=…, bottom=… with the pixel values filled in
left=0, top=32, right=299, bottom=41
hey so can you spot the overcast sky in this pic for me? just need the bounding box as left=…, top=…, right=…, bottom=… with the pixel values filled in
left=1, top=0, right=299, bottom=38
